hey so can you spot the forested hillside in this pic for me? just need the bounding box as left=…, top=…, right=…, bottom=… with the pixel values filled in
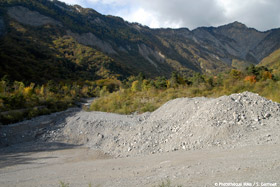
left=1, top=0, right=280, bottom=82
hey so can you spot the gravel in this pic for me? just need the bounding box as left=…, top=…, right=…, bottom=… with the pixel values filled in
left=1, top=91, right=280, bottom=157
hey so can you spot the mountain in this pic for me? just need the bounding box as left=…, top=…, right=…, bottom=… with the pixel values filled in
left=0, top=0, right=280, bottom=83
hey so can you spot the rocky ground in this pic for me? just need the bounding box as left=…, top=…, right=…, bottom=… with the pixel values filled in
left=0, top=92, right=280, bottom=186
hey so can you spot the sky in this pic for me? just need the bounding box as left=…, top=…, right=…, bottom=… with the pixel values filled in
left=59, top=0, right=280, bottom=31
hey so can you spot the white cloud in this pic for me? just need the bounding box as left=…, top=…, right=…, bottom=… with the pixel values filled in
left=59, top=0, right=280, bottom=31
left=122, top=8, right=160, bottom=27
left=216, top=0, right=280, bottom=30
left=136, top=0, right=225, bottom=29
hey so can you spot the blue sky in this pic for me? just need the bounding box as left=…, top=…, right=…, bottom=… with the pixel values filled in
left=59, top=0, right=280, bottom=31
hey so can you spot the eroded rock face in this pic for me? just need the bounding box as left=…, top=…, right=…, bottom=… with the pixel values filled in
left=213, top=22, right=270, bottom=61
left=138, top=44, right=165, bottom=68
left=67, top=31, right=117, bottom=55
left=0, top=17, right=5, bottom=36
left=7, top=6, right=61, bottom=27
left=192, top=22, right=270, bottom=64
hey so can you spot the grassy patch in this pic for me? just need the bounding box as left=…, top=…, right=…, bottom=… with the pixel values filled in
left=155, top=179, right=183, bottom=187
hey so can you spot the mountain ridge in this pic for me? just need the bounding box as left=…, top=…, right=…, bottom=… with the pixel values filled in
left=1, top=0, right=280, bottom=83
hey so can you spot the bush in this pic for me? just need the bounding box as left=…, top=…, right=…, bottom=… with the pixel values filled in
left=155, top=179, right=182, bottom=187
left=0, top=111, right=27, bottom=124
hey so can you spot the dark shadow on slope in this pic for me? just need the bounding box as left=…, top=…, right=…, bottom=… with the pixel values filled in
left=0, top=141, right=81, bottom=169
left=0, top=107, right=81, bottom=148
left=0, top=106, right=86, bottom=169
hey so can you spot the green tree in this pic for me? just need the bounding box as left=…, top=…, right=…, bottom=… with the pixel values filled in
left=170, top=72, right=179, bottom=88
left=154, top=76, right=167, bottom=89
left=131, top=80, right=141, bottom=92
left=190, top=73, right=205, bottom=86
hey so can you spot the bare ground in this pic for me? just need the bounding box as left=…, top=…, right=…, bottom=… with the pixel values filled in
left=0, top=142, right=280, bottom=187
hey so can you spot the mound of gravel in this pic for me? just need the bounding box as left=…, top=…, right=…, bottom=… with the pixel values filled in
left=44, top=91, right=280, bottom=157
left=135, top=92, right=280, bottom=155
left=2, top=92, right=280, bottom=157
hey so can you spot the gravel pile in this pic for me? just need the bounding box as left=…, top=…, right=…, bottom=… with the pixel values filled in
left=48, top=92, right=280, bottom=157
left=2, top=92, right=280, bottom=157
left=135, top=91, right=280, bottom=155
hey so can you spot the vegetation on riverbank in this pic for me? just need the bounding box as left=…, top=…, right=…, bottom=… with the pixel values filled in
left=90, top=65, right=280, bottom=114
left=1, top=64, right=279, bottom=125
left=0, top=78, right=121, bottom=124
